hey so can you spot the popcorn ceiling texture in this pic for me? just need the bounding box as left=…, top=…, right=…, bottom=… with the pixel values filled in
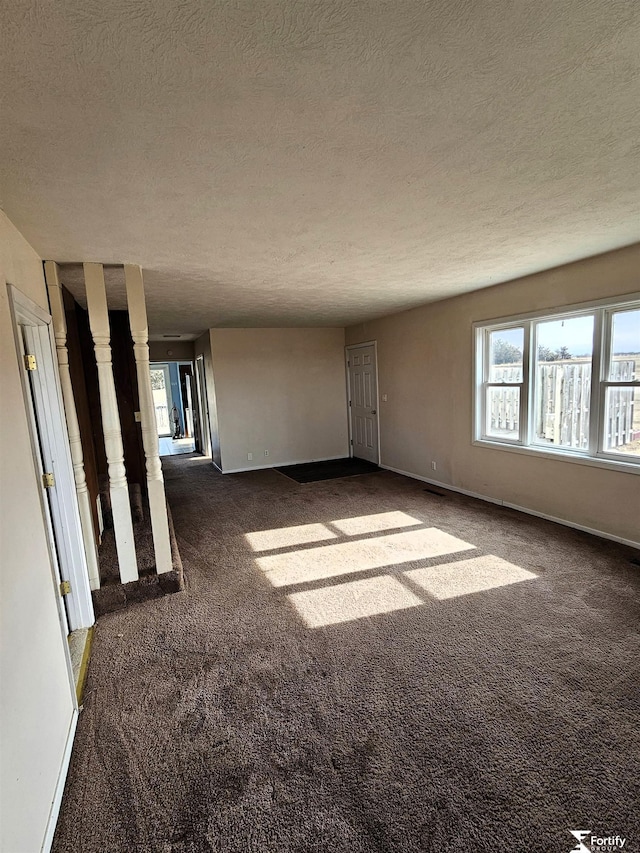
left=1, top=0, right=639, bottom=333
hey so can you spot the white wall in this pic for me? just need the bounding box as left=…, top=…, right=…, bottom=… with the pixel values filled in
left=0, top=213, right=76, bottom=852
left=210, top=328, right=349, bottom=472
left=346, top=244, right=640, bottom=546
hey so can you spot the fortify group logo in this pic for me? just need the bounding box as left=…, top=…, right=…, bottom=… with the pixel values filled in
left=569, top=829, right=627, bottom=852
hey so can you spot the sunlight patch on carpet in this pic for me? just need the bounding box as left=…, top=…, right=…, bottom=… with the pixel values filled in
left=404, top=555, right=537, bottom=600
left=257, top=527, right=475, bottom=587
left=329, top=511, right=423, bottom=536
left=288, top=576, right=422, bottom=627
left=245, top=523, right=337, bottom=552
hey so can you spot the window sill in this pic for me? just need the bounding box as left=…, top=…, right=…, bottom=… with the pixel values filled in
left=472, top=438, right=640, bottom=475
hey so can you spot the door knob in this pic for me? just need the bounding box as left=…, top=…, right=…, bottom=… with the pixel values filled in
left=371, top=409, right=377, bottom=414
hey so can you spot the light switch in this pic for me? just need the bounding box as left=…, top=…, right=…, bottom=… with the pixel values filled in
left=382, top=394, right=388, bottom=402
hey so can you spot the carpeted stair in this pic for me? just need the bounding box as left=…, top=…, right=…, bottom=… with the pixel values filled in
left=92, top=485, right=184, bottom=617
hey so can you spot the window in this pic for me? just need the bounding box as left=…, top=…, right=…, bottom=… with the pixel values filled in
left=484, top=326, right=526, bottom=442
left=475, top=297, right=640, bottom=468
left=532, top=314, right=594, bottom=450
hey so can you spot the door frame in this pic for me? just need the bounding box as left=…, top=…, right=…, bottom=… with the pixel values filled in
left=345, top=341, right=380, bottom=465
left=8, top=285, right=95, bottom=634
left=194, top=354, right=211, bottom=457
left=178, top=361, right=194, bottom=438
left=149, top=362, right=174, bottom=436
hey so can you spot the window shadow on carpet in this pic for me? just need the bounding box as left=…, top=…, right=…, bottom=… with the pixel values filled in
left=245, top=510, right=538, bottom=627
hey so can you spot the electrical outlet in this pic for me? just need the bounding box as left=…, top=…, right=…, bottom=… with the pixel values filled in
left=247, top=452, right=253, bottom=461
left=382, top=394, right=388, bottom=402
left=431, top=461, right=437, bottom=471
left=264, top=450, right=269, bottom=457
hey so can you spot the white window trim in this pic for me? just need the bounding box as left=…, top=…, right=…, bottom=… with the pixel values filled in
left=473, top=292, right=640, bottom=475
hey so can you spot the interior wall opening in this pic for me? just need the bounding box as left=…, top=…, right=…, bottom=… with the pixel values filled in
left=150, top=360, right=197, bottom=456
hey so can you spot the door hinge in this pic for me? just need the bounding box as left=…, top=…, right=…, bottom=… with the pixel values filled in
left=42, top=471, right=55, bottom=488
left=350, top=439, right=353, bottom=444
left=24, top=353, right=37, bottom=371
left=59, top=580, right=71, bottom=596
left=349, top=400, right=352, bottom=406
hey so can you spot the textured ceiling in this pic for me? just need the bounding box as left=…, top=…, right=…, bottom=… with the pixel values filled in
left=1, top=0, right=639, bottom=334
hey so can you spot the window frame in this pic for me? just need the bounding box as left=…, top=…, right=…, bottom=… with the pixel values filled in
left=481, top=322, right=529, bottom=446
left=473, top=294, right=640, bottom=474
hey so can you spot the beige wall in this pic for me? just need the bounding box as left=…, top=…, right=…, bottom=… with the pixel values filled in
left=0, top=213, right=76, bottom=851
left=210, top=328, right=349, bottom=472
left=149, top=340, right=195, bottom=362
left=346, top=245, right=640, bottom=545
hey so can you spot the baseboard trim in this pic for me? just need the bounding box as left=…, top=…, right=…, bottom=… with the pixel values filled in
left=41, top=709, right=78, bottom=853
left=380, top=464, right=640, bottom=551
left=222, top=455, right=348, bottom=475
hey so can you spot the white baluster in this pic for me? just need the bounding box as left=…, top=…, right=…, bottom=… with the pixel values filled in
left=124, top=264, right=173, bottom=574
left=45, top=261, right=101, bottom=590
left=84, top=263, right=138, bottom=583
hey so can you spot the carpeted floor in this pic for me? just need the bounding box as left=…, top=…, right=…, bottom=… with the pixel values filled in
left=53, top=455, right=640, bottom=853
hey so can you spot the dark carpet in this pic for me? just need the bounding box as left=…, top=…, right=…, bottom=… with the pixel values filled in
left=276, top=456, right=381, bottom=483
left=53, top=455, right=640, bottom=853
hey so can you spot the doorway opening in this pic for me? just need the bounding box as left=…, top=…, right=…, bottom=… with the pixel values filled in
left=150, top=360, right=196, bottom=456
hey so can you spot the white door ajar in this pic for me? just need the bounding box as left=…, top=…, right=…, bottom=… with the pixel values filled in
left=9, top=285, right=96, bottom=633
left=347, top=344, right=379, bottom=464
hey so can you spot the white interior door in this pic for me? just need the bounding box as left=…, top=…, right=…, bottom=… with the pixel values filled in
left=7, top=286, right=90, bottom=853
left=10, top=297, right=95, bottom=634
left=347, top=343, right=379, bottom=464
left=18, top=326, right=71, bottom=636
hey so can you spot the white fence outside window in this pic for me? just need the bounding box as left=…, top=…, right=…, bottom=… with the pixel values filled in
left=489, top=359, right=637, bottom=449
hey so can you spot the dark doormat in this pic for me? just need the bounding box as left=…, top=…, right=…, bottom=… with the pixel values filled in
left=275, top=457, right=381, bottom=483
